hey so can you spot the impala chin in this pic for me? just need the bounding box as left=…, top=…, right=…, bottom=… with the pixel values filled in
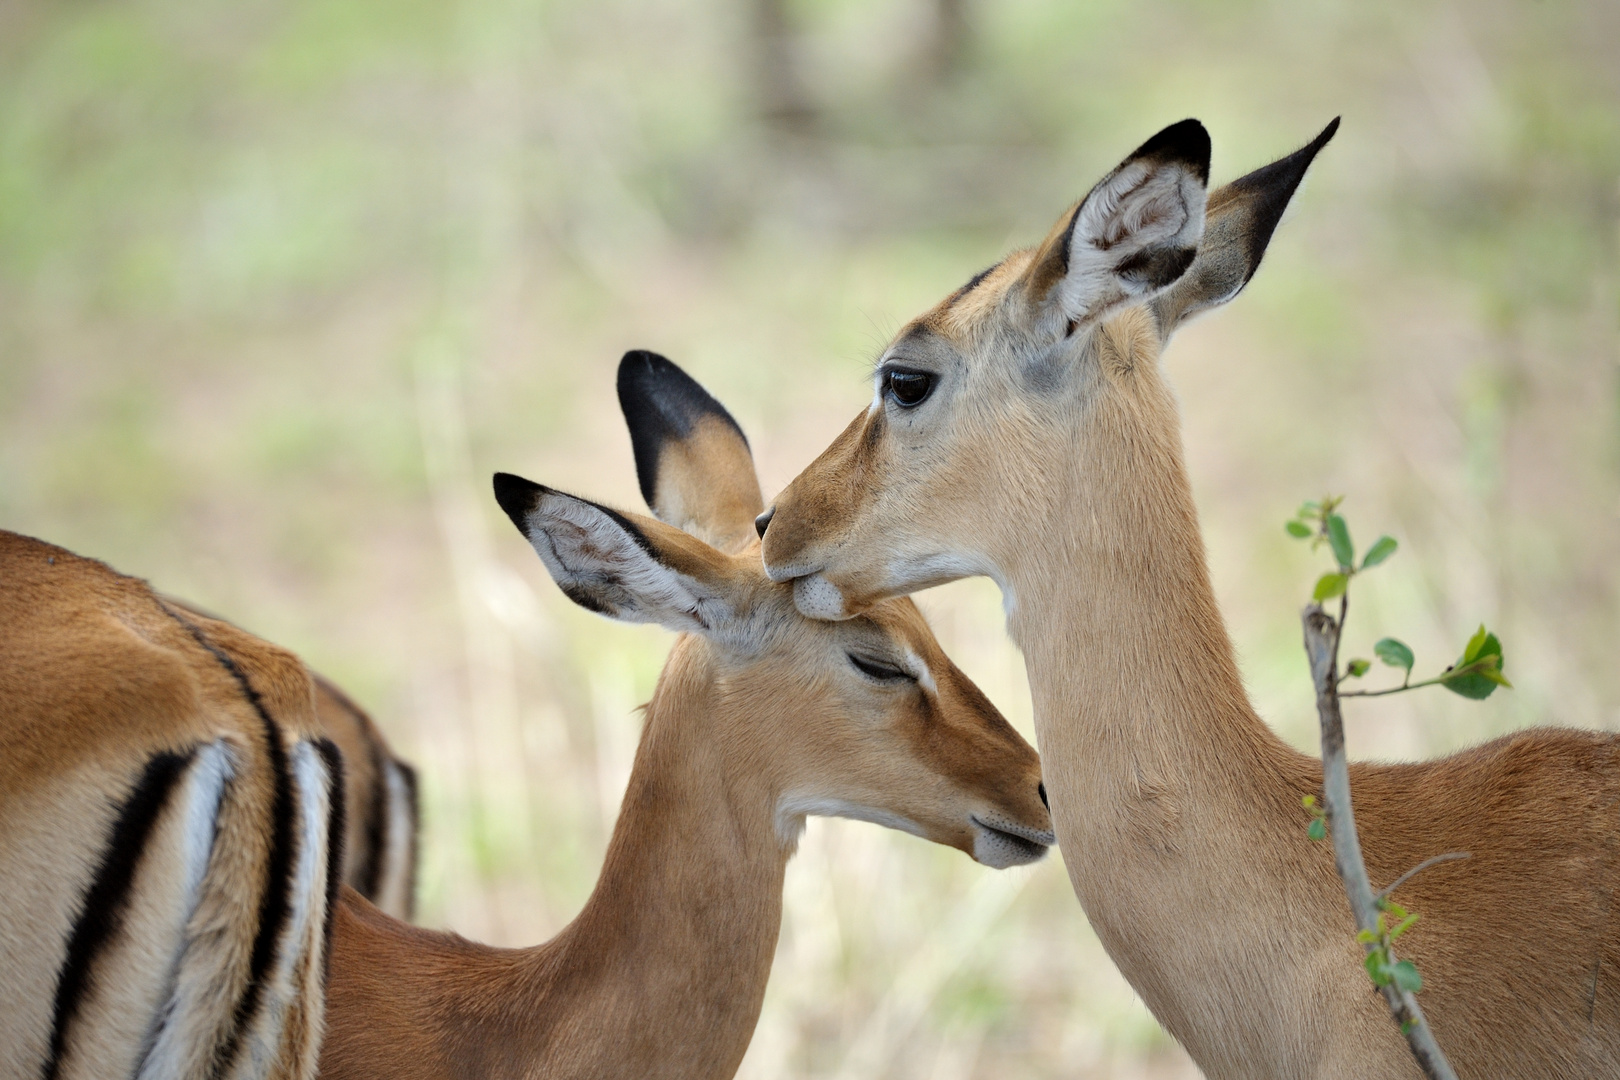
left=970, top=814, right=1055, bottom=869
left=791, top=573, right=857, bottom=621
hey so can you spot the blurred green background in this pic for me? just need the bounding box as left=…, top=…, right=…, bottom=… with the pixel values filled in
left=2, top=0, right=1617, bottom=1075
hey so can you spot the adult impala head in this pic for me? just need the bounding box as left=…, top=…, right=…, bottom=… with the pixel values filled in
left=758, top=118, right=1339, bottom=619
left=495, top=351, right=1052, bottom=867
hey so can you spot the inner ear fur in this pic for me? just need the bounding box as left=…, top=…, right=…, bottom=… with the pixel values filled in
left=617, top=350, right=764, bottom=553
left=493, top=471, right=743, bottom=635
left=1151, top=117, right=1340, bottom=339
left=1022, top=119, right=1212, bottom=333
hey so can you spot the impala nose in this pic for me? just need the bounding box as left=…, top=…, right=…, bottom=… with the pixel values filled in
left=754, top=506, right=775, bottom=539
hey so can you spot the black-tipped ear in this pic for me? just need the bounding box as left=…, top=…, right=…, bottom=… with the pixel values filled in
left=1152, top=117, right=1339, bottom=337
left=493, top=471, right=545, bottom=531
left=1125, top=118, right=1212, bottom=186
left=615, top=350, right=764, bottom=552
left=492, top=471, right=739, bottom=634
left=1022, top=119, right=1210, bottom=333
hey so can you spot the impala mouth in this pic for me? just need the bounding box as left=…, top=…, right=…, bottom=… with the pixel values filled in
left=970, top=815, right=1056, bottom=869
left=761, top=555, right=807, bottom=584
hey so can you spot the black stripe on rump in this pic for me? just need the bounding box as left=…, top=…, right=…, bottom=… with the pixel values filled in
left=311, top=675, right=383, bottom=901
left=359, top=727, right=387, bottom=902
left=152, top=603, right=298, bottom=1080
left=314, top=738, right=346, bottom=983
left=44, top=751, right=191, bottom=1080
left=210, top=714, right=292, bottom=1080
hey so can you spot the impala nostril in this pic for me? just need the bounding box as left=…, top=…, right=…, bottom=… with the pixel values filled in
left=1038, top=781, right=1048, bottom=810
left=754, top=506, right=775, bottom=539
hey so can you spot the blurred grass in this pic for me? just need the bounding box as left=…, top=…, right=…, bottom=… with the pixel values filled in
left=1, top=0, right=1617, bottom=1076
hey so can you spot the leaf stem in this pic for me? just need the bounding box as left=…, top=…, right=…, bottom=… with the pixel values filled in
left=1339, top=676, right=1444, bottom=698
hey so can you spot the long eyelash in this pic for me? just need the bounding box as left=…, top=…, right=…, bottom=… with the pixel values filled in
left=848, top=653, right=915, bottom=682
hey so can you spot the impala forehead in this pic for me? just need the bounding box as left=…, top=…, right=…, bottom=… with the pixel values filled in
left=747, top=581, right=934, bottom=668
left=938, top=249, right=1034, bottom=333
left=878, top=322, right=963, bottom=374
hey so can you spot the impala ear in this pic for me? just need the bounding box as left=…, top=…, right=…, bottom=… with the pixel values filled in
left=493, top=472, right=743, bottom=636
left=1022, top=119, right=1210, bottom=335
left=1151, top=118, right=1339, bottom=339
left=617, top=350, right=764, bottom=554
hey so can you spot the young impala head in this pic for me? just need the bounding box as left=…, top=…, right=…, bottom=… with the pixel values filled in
left=493, top=350, right=1052, bottom=866
left=757, top=119, right=1338, bottom=618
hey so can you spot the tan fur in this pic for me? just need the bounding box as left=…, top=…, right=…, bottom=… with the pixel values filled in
left=320, top=374, right=1052, bottom=1080
left=1, top=532, right=346, bottom=1080
left=653, top=415, right=766, bottom=552
left=165, top=600, right=419, bottom=921
left=761, top=127, right=1620, bottom=1078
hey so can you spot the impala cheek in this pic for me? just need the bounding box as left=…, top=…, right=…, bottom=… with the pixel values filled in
left=791, top=574, right=854, bottom=621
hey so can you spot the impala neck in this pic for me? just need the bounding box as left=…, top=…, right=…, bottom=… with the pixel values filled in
left=1001, top=335, right=1310, bottom=977
left=330, top=642, right=790, bottom=1080
left=526, top=642, right=789, bottom=1071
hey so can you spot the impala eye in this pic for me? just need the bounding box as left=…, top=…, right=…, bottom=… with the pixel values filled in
left=882, top=368, right=934, bottom=408
left=847, top=653, right=916, bottom=682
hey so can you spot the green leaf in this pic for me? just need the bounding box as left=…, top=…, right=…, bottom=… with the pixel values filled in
left=1299, top=500, right=1321, bottom=517
left=1307, top=818, right=1326, bottom=841
left=1364, top=951, right=1393, bottom=987
left=1286, top=519, right=1312, bottom=538
left=1444, top=629, right=1506, bottom=700
left=1389, top=913, right=1420, bottom=940
left=1346, top=658, right=1370, bottom=678
left=1301, top=794, right=1317, bottom=810
left=1313, top=572, right=1349, bottom=601
left=1392, top=960, right=1423, bottom=993
left=1361, top=535, right=1398, bottom=569
left=1374, top=637, right=1415, bottom=675
left=1326, top=514, right=1355, bottom=569
left=1357, top=929, right=1378, bottom=945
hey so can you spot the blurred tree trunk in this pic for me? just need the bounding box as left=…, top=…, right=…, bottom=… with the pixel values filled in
left=750, top=0, right=815, bottom=133
left=922, top=0, right=971, bottom=83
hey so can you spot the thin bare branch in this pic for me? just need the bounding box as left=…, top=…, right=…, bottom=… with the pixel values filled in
left=1303, top=600, right=1458, bottom=1080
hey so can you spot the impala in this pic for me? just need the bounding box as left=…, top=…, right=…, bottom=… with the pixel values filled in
left=164, top=600, right=419, bottom=922
left=758, top=118, right=1620, bottom=1078
left=318, top=351, right=1053, bottom=1080
left=2, top=543, right=345, bottom=1080
left=1, top=553, right=417, bottom=1080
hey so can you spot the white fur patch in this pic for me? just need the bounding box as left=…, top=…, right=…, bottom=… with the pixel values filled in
left=791, top=574, right=852, bottom=621
left=371, top=760, right=416, bottom=921
left=775, top=794, right=927, bottom=847
left=888, top=550, right=999, bottom=593
left=901, top=648, right=937, bottom=695
left=969, top=813, right=1054, bottom=869
left=133, top=740, right=237, bottom=1080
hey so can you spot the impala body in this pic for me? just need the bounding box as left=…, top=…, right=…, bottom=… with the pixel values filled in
left=318, top=352, right=1053, bottom=1080
left=758, top=120, right=1620, bottom=1078
left=0, top=548, right=417, bottom=1080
